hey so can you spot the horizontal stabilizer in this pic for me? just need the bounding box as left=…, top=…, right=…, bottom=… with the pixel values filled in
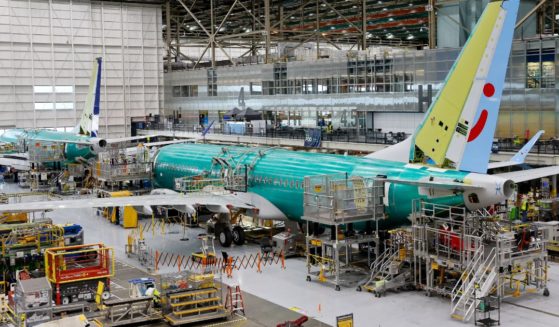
left=488, top=130, right=544, bottom=169
left=386, top=177, right=483, bottom=192
left=495, top=166, right=559, bottom=183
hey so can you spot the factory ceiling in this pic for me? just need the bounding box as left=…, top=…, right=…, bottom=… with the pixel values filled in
left=160, top=0, right=432, bottom=68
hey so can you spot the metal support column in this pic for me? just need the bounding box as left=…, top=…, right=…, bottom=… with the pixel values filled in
left=361, top=0, right=367, bottom=50
left=166, top=0, right=171, bottom=68
left=428, top=0, right=436, bottom=49
left=210, top=0, right=215, bottom=68
left=552, top=175, right=557, bottom=197
left=175, top=19, right=180, bottom=64
left=316, top=0, right=320, bottom=59
left=264, top=0, right=271, bottom=63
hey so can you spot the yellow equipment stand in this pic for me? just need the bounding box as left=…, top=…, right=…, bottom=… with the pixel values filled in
left=100, top=191, right=138, bottom=228
left=0, top=212, right=28, bottom=224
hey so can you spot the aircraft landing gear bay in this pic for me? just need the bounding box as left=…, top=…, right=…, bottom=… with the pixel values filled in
left=207, top=212, right=248, bottom=247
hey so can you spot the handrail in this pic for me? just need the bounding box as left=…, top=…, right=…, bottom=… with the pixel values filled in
left=450, top=244, right=485, bottom=311
left=361, top=246, right=399, bottom=287
left=451, top=246, right=496, bottom=319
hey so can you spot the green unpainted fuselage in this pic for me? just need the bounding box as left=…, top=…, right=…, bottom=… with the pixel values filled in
left=153, top=143, right=470, bottom=228
left=0, top=129, right=95, bottom=163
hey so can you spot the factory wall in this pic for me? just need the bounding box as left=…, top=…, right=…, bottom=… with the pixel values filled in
left=163, top=37, right=558, bottom=138
left=0, top=0, right=164, bottom=138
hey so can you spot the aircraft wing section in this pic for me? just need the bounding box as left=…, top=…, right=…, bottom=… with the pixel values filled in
left=386, top=177, right=484, bottom=192
left=27, top=137, right=93, bottom=146
left=488, top=130, right=544, bottom=170
left=0, top=191, right=287, bottom=220
left=144, top=139, right=195, bottom=147
left=495, top=166, right=559, bottom=183
left=105, top=135, right=162, bottom=144
left=488, top=161, right=519, bottom=170
left=0, top=153, right=30, bottom=171
left=0, top=193, right=256, bottom=213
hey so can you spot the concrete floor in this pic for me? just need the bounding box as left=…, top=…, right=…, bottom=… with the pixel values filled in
left=2, top=181, right=559, bottom=326
left=104, top=259, right=324, bottom=327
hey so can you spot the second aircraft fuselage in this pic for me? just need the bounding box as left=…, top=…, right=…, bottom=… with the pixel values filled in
left=0, top=129, right=97, bottom=163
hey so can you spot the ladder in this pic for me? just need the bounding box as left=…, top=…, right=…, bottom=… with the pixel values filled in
left=450, top=247, right=498, bottom=322
left=225, top=285, right=245, bottom=316
left=48, top=171, right=65, bottom=188
left=359, top=246, right=402, bottom=293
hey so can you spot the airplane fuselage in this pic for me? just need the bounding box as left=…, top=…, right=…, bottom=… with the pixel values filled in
left=153, top=143, right=512, bottom=228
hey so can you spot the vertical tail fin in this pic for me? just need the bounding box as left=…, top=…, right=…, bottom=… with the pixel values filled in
left=77, top=57, right=102, bottom=137
left=410, top=0, right=519, bottom=173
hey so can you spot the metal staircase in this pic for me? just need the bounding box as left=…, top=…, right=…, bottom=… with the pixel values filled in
left=450, top=247, right=498, bottom=322
left=358, top=245, right=407, bottom=295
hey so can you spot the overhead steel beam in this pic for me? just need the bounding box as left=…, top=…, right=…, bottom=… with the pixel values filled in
left=237, top=1, right=267, bottom=29
left=215, top=30, right=265, bottom=41
left=271, top=0, right=313, bottom=29
left=176, top=0, right=212, bottom=38
left=440, top=7, right=470, bottom=34
left=320, top=0, right=364, bottom=37
left=214, top=0, right=239, bottom=37
left=193, top=43, right=211, bottom=69
left=515, top=0, right=547, bottom=29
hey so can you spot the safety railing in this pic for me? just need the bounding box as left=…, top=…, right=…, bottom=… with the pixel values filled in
left=93, top=162, right=153, bottom=181
left=450, top=245, right=486, bottom=317
left=174, top=177, right=225, bottom=193
left=303, top=174, right=384, bottom=224
left=450, top=247, right=497, bottom=322
left=0, top=143, right=16, bottom=154
left=139, top=122, right=559, bottom=155
left=0, top=223, right=65, bottom=257
left=28, top=142, right=65, bottom=163
left=140, top=122, right=411, bottom=145
left=414, top=201, right=467, bottom=224
left=66, top=163, right=84, bottom=177
left=44, top=243, right=115, bottom=284
left=360, top=246, right=400, bottom=289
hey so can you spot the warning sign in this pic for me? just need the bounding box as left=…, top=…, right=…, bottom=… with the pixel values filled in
left=336, top=313, right=353, bottom=327
left=352, top=177, right=367, bottom=210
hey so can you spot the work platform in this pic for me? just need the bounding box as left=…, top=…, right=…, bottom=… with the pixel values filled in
left=357, top=200, right=550, bottom=323
left=92, top=145, right=152, bottom=192
left=303, top=174, right=385, bottom=290
left=94, top=296, right=162, bottom=327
